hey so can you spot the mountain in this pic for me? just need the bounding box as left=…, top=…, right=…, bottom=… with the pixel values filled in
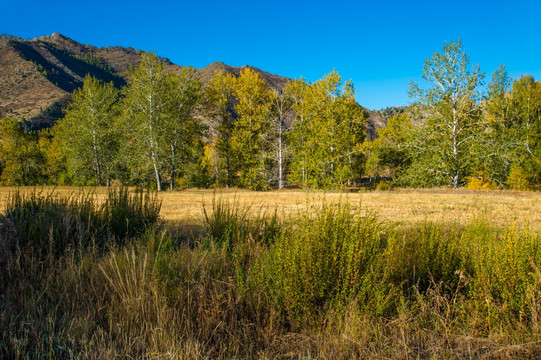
left=0, top=32, right=389, bottom=137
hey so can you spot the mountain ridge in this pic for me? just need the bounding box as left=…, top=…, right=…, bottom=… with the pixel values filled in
left=0, top=33, right=394, bottom=136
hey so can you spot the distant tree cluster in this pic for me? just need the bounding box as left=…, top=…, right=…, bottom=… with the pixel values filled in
left=1, top=41, right=540, bottom=190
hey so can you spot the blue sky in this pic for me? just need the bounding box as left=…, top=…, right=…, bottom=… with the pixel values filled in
left=2, top=0, right=541, bottom=109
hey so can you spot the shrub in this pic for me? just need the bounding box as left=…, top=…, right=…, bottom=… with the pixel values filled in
left=203, top=196, right=281, bottom=249
left=268, top=202, right=395, bottom=321
left=466, top=172, right=498, bottom=190
left=507, top=164, right=534, bottom=190
left=3, top=194, right=541, bottom=358
left=375, top=180, right=392, bottom=191
left=102, top=187, right=161, bottom=242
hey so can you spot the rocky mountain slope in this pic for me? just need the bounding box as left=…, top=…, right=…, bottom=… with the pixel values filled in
left=0, top=33, right=394, bottom=136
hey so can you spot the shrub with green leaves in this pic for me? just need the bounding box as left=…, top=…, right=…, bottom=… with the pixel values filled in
left=268, top=202, right=393, bottom=321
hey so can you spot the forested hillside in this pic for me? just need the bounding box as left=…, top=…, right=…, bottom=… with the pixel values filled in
left=0, top=36, right=540, bottom=190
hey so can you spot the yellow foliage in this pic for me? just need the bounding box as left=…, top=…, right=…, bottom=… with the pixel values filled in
left=466, top=172, right=498, bottom=190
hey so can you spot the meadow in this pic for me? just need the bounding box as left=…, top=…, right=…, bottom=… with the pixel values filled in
left=1, top=186, right=540, bottom=229
left=1, top=187, right=541, bottom=359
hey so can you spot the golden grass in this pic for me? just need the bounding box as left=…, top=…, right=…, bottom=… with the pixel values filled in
left=1, top=186, right=540, bottom=229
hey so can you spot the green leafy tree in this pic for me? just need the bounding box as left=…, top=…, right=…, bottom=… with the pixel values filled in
left=288, top=71, right=365, bottom=189
left=38, top=127, right=68, bottom=184
left=231, top=68, right=272, bottom=190
left=364, top=113, right=413, bottom=180
left=0, top=118, right=45, bottom=185
left=162, top=67, right=204, bottom=190
left=508, top=75, right=541, bottom=188
left=481, top=65, right=515, bottom=186
left=121, top=53, right=174, bottom=191
left=55, top=75, right=119, bottom=186
left=205, top=71, right=238, bottom=186
left=409, top=40, right=484, bottom=188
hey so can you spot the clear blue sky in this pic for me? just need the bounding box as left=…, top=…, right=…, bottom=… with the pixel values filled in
left=2, top=0, right=541, bottom=110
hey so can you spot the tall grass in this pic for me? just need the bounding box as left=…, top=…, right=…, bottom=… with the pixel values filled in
left=203, top=196, right=281, bottom=248
left=2, top=194, right=541, bottom=358
left=2, top=187, right=161, bottom=258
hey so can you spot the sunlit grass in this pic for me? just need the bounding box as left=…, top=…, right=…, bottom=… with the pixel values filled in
left=2, top=186, right=539, bottom=229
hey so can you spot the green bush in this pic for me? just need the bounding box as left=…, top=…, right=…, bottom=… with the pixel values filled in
left=507, top=164, right=535, bottom=190
left=268, top=202, right=394, bottom=321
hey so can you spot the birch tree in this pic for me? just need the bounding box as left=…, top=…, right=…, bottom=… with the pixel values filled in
left=122, top=53, right=173, bottom=191
left=268, top=87, right=294, bottom=189
left=409, top=40, right=484, bottom=188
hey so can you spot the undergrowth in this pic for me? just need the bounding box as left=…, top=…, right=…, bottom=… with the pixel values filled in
left=1, top=192, right=541, bottom=359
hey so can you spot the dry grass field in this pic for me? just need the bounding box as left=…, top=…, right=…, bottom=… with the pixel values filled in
left=1, top=186, right=540, bottom=229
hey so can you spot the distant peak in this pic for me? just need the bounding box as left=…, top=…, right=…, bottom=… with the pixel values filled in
left=35, top=32, right=77, bottom=44
left=201, top=61, right=236, bottom=72
left=51, top=32, right=76, bottom=43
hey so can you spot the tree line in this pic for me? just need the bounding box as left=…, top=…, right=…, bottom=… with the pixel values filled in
left=1, top=41, right=540, bottom=190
